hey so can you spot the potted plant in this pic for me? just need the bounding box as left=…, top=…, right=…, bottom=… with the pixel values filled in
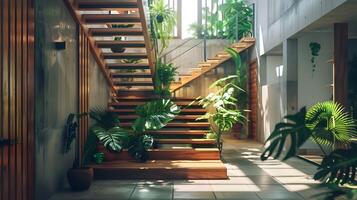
left=64, top=113, right=97, bottom=191
left=150, top=0, right=177, bottom=54
left=155, top=59, right=178, bottom=98
left=110, top=24, right=135, bottom=53
left=225, top=47, right=249, bottom=139
left=197, top=75, right=246, bottom=153
left=91, top=99, right=181, bottom=162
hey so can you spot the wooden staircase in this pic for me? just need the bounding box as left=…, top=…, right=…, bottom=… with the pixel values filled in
left=66, top=0, right=228, bottom=179
left=170, top=37, right=255, bottom=92
left=65, top=0, right=156, bottom=95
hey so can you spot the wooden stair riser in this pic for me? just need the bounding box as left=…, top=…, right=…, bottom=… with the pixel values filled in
left=77, top=1, right=139, bottom=10
left=90, top=28, right=143, bottom=37
left=82, top=14, right=141, bottom=24
left=96, top=41, right=145, bottom=48
left=106, top=63, right=150, bottom=70
left=97, top=145, right=220, bottom=161
left=102, top=53, right=148, bottom=59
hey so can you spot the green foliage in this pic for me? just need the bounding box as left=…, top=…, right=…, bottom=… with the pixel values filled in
left=260, top=107, right=312, bottom=161
left=93, top=152, right=104, bottom=164
left=150, top=0, right=176, bottom=54
left=314, top=144, right=357, bottom=185
left=225, top=48, right=248, bottom=109
left=306, top=101, right=356, bottom=147
left=198, top=75, right=245, bottom=150
left=89, top=108, right=120, bottom=130
left=128, top=134, right=154, bottom=162
left=132, top=99, right=181, bottom=133
left=81, top=129, right=99, bottom=167
left=92, top=126, right=129, bottom=152
left=155, top=60, right=178, bottom=96
left=313, top=184, right=357, bottom=200
left=189, top=0, right=253, bottom=40
left=309, top=42, right=321, bottom=73
left=261, top=101, right=356, bottom=161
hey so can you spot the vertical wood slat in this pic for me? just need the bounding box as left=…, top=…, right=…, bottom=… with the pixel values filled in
left=248, top=61, right=258, bottom=140
left=334, top=23, right=348, bottom=108
left=78, top=26, right=90, bottom=165
left=0, top=0, right=35, bottom=199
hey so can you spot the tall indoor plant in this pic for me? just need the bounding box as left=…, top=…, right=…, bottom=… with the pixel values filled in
left=197, top=75, right=246, bottom=152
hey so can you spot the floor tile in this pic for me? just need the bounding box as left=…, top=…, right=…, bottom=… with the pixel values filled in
left=173, top=191, right=215, bottom=200
left=130, top=185, right=173, bottom=200
left=214, top=192, right=261, bottom=200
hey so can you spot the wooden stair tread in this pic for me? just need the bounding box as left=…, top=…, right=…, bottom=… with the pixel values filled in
left=111, top=72, right=152, bottom=78
left=113, top=96, right=199, bottom=101
left=117, top=115, right=202, bottom=120
left=146, top=130, right=208, bottom=135
left=77, top=0, right=138, bottom=9
left=90, top=160, right=225, bottom=169
left=106, top=63, right=149, bottom=69
left=109, top=101, right=197, bottom=106
left=108, top=108, right=206, bottom=113
left=102, top=52, right=147, bottom=59
left=90, top=28, right=143, bottom=36
left=114, top=81, right=153, bottom=86
left=120, top=122, right=210, bottom=127
left=171, top=37, right=255, bottom=92
left=82, top=14, right=141, bottom=23
left=96, top=40, right=145, bottom=48
left=156, top=139, right=216, bottom=144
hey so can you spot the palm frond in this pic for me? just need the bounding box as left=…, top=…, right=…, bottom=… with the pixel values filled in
left=306, top=101, right=356, bottom=147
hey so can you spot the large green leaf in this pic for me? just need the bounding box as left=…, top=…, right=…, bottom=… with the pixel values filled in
left=92, top=126, right=129, bottom=152
left=128, top=134, right=154, bottom=162
left=89, top=107, right=120, bottom=130
left=306, top=101, right=356, bottom=147
left=260, top=107, right=312, bottom=161
left=314, top=143, right=357, bottom=185
left=132, top=99, right=181, bottom=133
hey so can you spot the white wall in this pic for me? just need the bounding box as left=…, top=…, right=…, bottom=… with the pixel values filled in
left=257, top=55, right=285, bottom=143
left=297, top=32, right=334, bottom=109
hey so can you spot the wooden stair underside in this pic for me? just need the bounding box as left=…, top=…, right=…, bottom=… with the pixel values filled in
left=90, top=160, right=228, bottom=180
left=170, top=37, right=255, bottom=92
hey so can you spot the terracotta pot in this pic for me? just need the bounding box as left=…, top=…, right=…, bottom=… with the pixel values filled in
left=67, top=167, right=93, bottom=191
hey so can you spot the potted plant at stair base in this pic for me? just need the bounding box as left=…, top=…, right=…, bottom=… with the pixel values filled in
left=155, top=59, right=178, bottom=98
left=197, top=75, right=246, bottom=153
left=225, top=47, right=249, bottom=139
left=90, top=99, right=181, bottom=162
left=64, top=113, right=97, bottom=191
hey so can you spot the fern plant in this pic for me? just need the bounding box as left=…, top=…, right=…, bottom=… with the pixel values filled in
left=150, top=0, right=176, bottom=54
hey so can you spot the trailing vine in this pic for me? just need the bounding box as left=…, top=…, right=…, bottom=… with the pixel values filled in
left=309, top=42, right=321, bottom=74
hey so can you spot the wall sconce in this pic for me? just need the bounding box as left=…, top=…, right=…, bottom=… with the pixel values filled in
left=54, top=40, right=66, bottom=50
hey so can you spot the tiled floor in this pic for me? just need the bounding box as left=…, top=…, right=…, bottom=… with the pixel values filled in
left=50, top=137, right=327, bottom=200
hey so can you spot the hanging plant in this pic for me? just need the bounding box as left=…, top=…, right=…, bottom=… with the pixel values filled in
left=309, top=42, right=321, bottom=74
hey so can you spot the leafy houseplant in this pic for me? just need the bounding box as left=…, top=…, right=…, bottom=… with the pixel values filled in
left=155, top=59, right=178, bottom=97
left=309, top=42, right=321, bottom=74
left=64, top=113, right=97, bottom=191
left=260, top=101, right=357, bottom=199
left=197, top=75, right=246, bottom=152
left=91, top=99, right=181, bottom=162
left=150, top=0, right=176, bottom=54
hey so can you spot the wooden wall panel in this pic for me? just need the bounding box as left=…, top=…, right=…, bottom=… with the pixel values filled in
left=0, top=0, right=35, bottom=199
left=78, top=27, right=89, bottom=164
left=248, top=61, right=258, bottom=140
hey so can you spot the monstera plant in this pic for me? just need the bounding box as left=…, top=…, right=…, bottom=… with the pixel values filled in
left=89, top=99, right=181, bottom=162
left=260, top=101, right=357, bottom=199
left=197, top=75, right=246, bottom=152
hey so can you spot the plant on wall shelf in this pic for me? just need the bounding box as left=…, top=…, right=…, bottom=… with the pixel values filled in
left=260, top=101, right=357, bottom=199
left=197, top=75, right=246, bottom=152
left=309, top=42, right=321, bottom=74
left=150, top=0, right=177, bottom=54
